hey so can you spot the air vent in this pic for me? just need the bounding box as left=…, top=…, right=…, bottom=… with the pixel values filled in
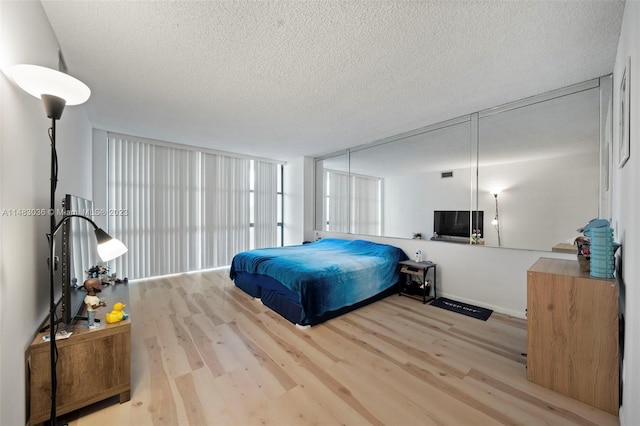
left=441, top=171, right=453, bottom=178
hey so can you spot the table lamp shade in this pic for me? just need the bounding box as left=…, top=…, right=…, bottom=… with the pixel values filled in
left=95, top=228, right=128, bottom=262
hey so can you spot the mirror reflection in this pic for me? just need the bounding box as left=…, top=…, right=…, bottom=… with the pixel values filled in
left=315, top=153, right=349, bottom=232
left=349, top=119, right=472, bottom=240
left=314, top=78, right=608, bottom=252
left=478, top=86, right=600, bottom=250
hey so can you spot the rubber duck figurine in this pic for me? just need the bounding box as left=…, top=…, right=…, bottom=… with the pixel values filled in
left=105, top=302, right=129, bottom=324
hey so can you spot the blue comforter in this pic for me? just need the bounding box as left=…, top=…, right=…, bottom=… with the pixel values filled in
left=230, top=238, right=408, bottom=324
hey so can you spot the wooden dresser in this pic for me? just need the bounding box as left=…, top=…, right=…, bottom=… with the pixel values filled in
left=527, top=257, right=618, bottom=415
left=27, top=283, right=131, bottom=425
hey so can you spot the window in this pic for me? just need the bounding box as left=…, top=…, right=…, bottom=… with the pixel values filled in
left=249, top=161, right=283, bottom=249
left=323, top=169, right=382, bottom=235
left=107, top=134, right=282, bottom=278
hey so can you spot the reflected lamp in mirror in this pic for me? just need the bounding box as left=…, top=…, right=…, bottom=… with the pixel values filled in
left=490, top=191, right=502, bottom=246
left=491, top=191, right=499, bottom=226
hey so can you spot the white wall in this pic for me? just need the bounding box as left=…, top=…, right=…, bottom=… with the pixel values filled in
left=0, top=2, right=92, bottom=425
left=613, top=2, right=639, bottom=424
left=92, top=129, right=109, bottom=229
left=283, top=156, right=315, bottom=245
left=478, top=152, right=599, bottom=249
left=383, top=167, right=471, bottom=239
left=283, top=156, right=304, bottom=246
left=382, top=151, right=598, bottom=250
left=315, top=229, right=574, bottom=318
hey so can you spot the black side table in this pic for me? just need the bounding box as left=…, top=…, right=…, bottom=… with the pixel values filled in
left=398, top=260, right=437, bottom=304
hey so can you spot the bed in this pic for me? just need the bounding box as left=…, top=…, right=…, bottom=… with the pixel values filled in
left=229, top=238, right=408, bottom=326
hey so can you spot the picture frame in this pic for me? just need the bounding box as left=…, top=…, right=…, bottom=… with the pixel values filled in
left=618, top=56, right=630, bottom=168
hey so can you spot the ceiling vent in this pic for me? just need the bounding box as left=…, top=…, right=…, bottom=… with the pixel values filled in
left=441, top=171, right=453, bottom=178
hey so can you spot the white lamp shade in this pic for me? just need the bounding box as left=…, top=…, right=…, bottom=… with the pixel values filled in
left=97, top=238, right=128, bottom=262
left=10, top=64, right=90, bottom=105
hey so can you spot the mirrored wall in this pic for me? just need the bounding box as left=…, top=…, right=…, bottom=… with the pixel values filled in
left=315, top=76, right=612, bottom=251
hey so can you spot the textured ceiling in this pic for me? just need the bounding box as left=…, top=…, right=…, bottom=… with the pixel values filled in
left=40, top=0, right=624, bottom=162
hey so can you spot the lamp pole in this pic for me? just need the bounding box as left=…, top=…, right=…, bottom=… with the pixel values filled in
left=41, top=93, right=66, bottom=424
left=9, top=65, right=98, bottom=425
left=493, top=193, right=501, bottom=247
left=47, top=114, right=59, bottom=424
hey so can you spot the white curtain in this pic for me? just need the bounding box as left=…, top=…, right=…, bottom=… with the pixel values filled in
left=200, top=154, right=250, bottom=268
left=326, top=170, right=349, bottom=233
left=108, top=137, right=200, bottom=278
left=254, top=161, right=278, bottom=248
left=107, top=135, right=263, bottom=278
left=351, top=174, right=382, bottom=235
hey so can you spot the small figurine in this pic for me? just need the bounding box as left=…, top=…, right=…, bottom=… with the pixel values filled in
left=105, top=302, right=128, bottom=323
left=83, top=278, right=106, bottom=326
left=86, top=265, right=110, bottom=279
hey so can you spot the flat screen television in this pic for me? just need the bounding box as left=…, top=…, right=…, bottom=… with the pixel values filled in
left=60, top=194, right=99, bottom=324
left=433, top=210, right=484, bottom=239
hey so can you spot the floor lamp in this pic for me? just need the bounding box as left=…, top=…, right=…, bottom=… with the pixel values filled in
left=10, top=64, right=127, bottom=425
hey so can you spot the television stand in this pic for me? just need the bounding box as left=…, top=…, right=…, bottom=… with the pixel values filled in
left=27, top=283, right=131, bottom=424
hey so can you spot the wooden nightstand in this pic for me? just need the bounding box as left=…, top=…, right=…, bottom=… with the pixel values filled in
left=398, top=260, right=437, bottom=304
left=27, top=282, right=131, bottom=425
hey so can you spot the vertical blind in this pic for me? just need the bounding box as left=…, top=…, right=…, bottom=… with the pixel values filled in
left=200, top=153, right=250, bottom=269
left=323, top=170, right=382, bottom=235
left=351, top=174, right=382, bottom=235
left=325, top=170, right=350, bottom=232
left=107, top=135, right=277, bottom=278
left=253, top=161, right=278, bottom=248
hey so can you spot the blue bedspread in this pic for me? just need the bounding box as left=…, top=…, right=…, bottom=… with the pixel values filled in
left=230, top=239, right=408, bottom=325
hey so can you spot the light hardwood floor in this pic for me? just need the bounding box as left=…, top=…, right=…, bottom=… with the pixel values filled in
left=63, top=268, right=619, bottom=425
